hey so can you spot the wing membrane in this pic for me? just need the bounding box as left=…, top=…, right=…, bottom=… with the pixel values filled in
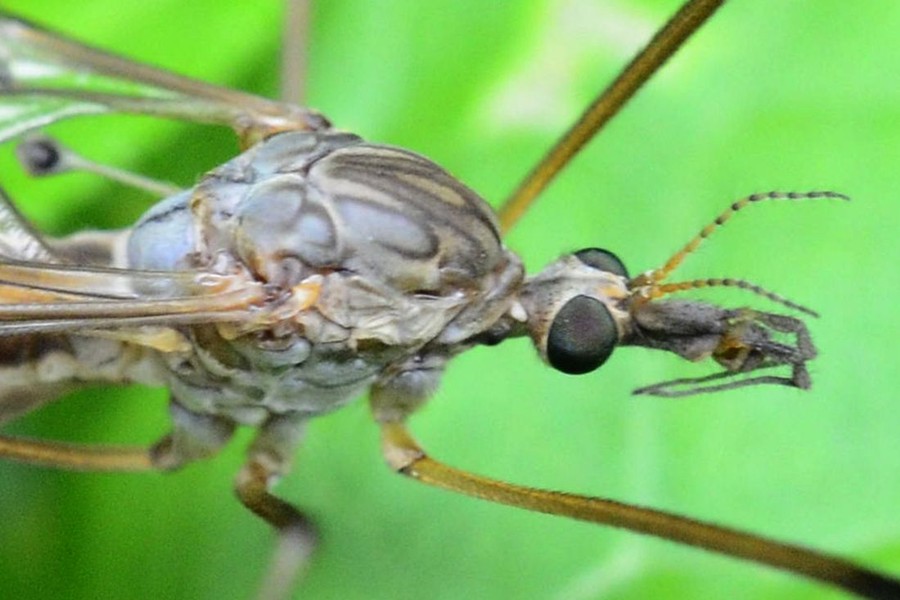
left=0, top=12, right=329, bottom=144
left=0, top=187, right=56, bottom=261
left=0, top=260, right=269, bottom=334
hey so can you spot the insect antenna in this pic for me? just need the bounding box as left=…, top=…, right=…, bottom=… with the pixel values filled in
left=650, top=278, right=819, bottom=317
left=15, top=134, right=180, bottom=197
left=629, top=191, right=849, bottom=311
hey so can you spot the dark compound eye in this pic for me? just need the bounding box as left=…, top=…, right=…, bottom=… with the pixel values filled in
left=546, top=295, right=617, bottom=375
left=574, top=247, right=628, bottom=278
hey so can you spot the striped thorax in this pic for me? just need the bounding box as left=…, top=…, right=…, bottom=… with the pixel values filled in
left=126, top=131, right=526, bottom=423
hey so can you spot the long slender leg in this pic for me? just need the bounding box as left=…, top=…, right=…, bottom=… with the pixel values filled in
left=1, top=399, right=313, bottom=600
left=235, top=412, right=317, bottom=600
left=281, top=0, right=310, bottom=105
left=0, top=435, right=153, bottom=471
left=0, top=398, right=234, bottom=472
left=149, top=400, right=236, bottom=469
left=498, top=0, right=725, bottom=233
left=378, top=420, right=900, bottom=599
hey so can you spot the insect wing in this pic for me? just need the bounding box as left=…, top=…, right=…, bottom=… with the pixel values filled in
left=0, top=12, right=326, bottom=144
left=0, top=259, right=272, bottom=336
left=0, top=187, right=55, bottom=261
left=0, top=184, right=269, bottom=335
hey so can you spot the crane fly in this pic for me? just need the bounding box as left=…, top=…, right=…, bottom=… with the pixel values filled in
left=0, top=1, right=896, bottom=599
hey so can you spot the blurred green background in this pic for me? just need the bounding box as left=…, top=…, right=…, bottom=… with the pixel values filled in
left=0, top=1, right=898, bottom=599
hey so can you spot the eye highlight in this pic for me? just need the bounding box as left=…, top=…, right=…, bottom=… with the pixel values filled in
left=546, top=295, right=617, bottom=375
left=574, top=247, right=628, bottom=278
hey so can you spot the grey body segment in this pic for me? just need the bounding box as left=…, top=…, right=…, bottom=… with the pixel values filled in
left=0, top=128, right=814, bottom=443
left=0, top=333, right=163, bottom=425
left=0, top=193, right=161, bottom=423
left=124, top=130, right=523, bottom=425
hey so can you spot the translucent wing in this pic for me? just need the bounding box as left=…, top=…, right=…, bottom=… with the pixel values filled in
left=0, top=187, right=56, bottom=261
left=0, top=255, right=270, bottom=423
left=0, top=186, right=274, bottom=338
left=0, top=12, right=329, bottom=145
left=0, top=259, right=272, bottom=335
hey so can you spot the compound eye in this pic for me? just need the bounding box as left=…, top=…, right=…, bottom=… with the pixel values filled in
left=546, top=295, right=617, bottom=375
left=574, top=247, right=628, bottom=278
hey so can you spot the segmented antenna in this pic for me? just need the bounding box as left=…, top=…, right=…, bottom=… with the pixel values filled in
left=629, top=191, right=849, bottom=311
left=651, top=278, right=819, bottom=317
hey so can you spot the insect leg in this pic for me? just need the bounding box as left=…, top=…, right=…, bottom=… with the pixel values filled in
left=0, top=397, right=237, bottom=471
left=235, top=412, right=316, bottom=600
left=149, top=400, right=236, bottom=469
left=376, top=421, right=900, bottom=599
left=280, top=0, right=309, bottom=106
left=0, top=435, right=152, bottom=471
left=497, top=0, right=725, bottom=233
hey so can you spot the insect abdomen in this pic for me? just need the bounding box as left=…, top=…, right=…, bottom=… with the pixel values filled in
left=0, top=334, right=162, bottom=424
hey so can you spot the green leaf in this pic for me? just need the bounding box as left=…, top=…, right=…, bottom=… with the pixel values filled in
left=0, top=2, right=897, bottom=599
